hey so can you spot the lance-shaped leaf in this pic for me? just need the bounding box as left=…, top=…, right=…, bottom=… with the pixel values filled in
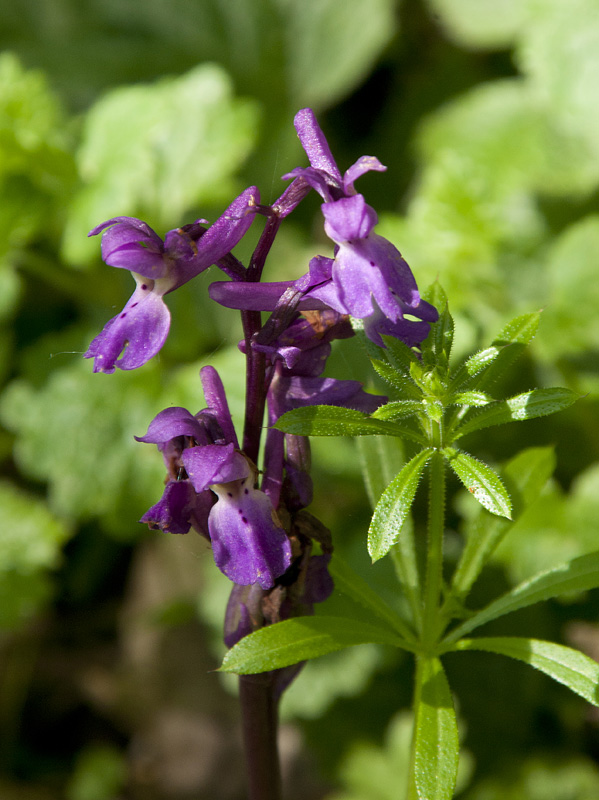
left=368, top=448, right=433, bottom=562
left=450, top=447, right=556, bottom=601
left=372, top=400, right=424, bottom=420
left=451, top=391, right=493, bottom=407
left=452, top=638, right=599, bottom=706
left=449, top=311, right=540, bottom=392
left=445, top=549, right=599, bottom=643
left=443, top=448, right=512, bottom=518
left=412, top=657, right=459, bottom=800
left=220, top=615, right=405, bottom=674
left=329, top=554, right=416, bottom=642
left=370, top=358, right=422, bottom=399
left=452, top=388, right=578, bottom=440
left=274, top=406, right=427, bottom=445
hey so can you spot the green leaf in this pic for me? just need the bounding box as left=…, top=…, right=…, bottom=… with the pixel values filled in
left=443, top=448, right=512, bottom=518
left=445, top=550, right=599, bottom=643
left=451, top=391, right=493, bottom=406
left=219, top=616, right=404, bottom=674
left=452, top=638, right=599, bottom=706
left=274, top=406, right=427, bottom=444
left=449, top=346, right=502, bottom=391
left=368, top=448, right=433, bottom=562
left=412, top=657, right=459, bottom=800
left=452, top=388, right=579, bottom=440
left=0, top=481, right=71, bottom=630
left=372, top=400, right=424, bottom=420
left=329, top=554, right=416, bottom=642
left=370, top=358, right=422, bottom=399
left=63, top=63, right=259, bottom=263
left=427, top=0, right=526, bottom=49
left=450, top=446, right=556, bottom=600
left=279, top=0, right=396, bottom=108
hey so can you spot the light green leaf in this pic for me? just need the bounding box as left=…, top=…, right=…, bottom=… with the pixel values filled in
left=443, top=448, right=512, bottom=518
left=370, top=358, right=422, bottom=399
left=452, top=391, right=493, bottom=406
left=220, top=616, right=404, bottom=674
left=373, top=400, right=424, bottom=420
left=445, top=550, right=599, bottom=643
left=279, top=0, right=396, bottom=107
left=329, top=554, right=416, bottom=642
left=0, top=481, right=71, bottom=630
left=275, top=406, right=427, bottom=444
left=368, top=449, right=433, bottom=562
left=452, top=638, right=599, bottom=706
left=450, top=446, right=556, bottom=600
left=412, top=657, right=459, bottom=800
left=427, top=0, right=527, bottom=49
left=453, top=388, right=578, bottom=440
left=63, top=63, right=259, bottom=263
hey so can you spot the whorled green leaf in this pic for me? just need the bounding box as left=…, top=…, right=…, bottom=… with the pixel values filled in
left=451, top=391, right=493, bottom=406
left=452, top=388, right=578, bottom=440
left=449, top=446, right=556, bottom=601
left=449, top=346, right=502, bottom=391
left=372, top=400, right=424, bottom=420
left=421, top=283, right=454, bottom=366
left=370, top=358, right=422, bottom=399
left=412, top=657, right=459, bottom=800
left=452, top=638, right=599, bottom=706
left=219, top=615, right=404, bottom=674
left=443, top=448, right=512, bottom=519
left=368, top=448, right=433, bottom=562
left=329, top=554, right=416, bottom=642
left=274, top=406, right=426, bottom=444
left=445, top=549, right=599, bottom=643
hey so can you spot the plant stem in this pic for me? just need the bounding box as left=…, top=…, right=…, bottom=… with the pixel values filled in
left=407, top=655, right=425, bottom=800
left=239, top=673, right=282, bottom=800
left=422, top=448, right=446, bottom=647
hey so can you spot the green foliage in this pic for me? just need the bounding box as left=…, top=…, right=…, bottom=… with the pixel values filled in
left=0, top=481, right=71, bottom=629
left=411, top=657, right=459, bottom=800
left=63, top=64, right=260, bottom=263
left=2, top=1, right=599, bottom=795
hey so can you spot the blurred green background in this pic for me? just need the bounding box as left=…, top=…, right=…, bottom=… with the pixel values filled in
left=1, top=0, right=599, bottom=797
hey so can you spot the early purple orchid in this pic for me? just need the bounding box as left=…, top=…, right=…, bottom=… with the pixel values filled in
left=85, top=186, right=259, bottom=373
left=136, top=366, right=292, bottom=590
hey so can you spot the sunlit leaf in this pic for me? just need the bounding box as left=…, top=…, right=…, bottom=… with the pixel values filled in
left=452, top=637, right=599, bottom=706
left=220, top=615, right=405, bottom=674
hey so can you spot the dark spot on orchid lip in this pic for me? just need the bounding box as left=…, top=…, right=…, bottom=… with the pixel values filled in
left=120, top=312, right=127, bottom=318
left=130, top=302, right=138, bottom=308
left=242, top=517, right=248, bottom=524
left=140, top=284, right=148, bottom=290
left=244, top=488, right=249, bottom=494
left=370, top=261, right=375, bottom=266
left=227, top=492, right=233, bottom=497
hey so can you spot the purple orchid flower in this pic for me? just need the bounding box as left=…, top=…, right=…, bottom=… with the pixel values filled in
left=85, top=186, right=259, bottom=373
left=211, top=109, right=437, bottom=348
left=136, top=366, right=292, bottom=590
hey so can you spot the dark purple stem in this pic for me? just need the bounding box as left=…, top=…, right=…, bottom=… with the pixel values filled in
left=241, top=210, right=282, bottom=464
left=239, top=674, right=281, bottom=800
